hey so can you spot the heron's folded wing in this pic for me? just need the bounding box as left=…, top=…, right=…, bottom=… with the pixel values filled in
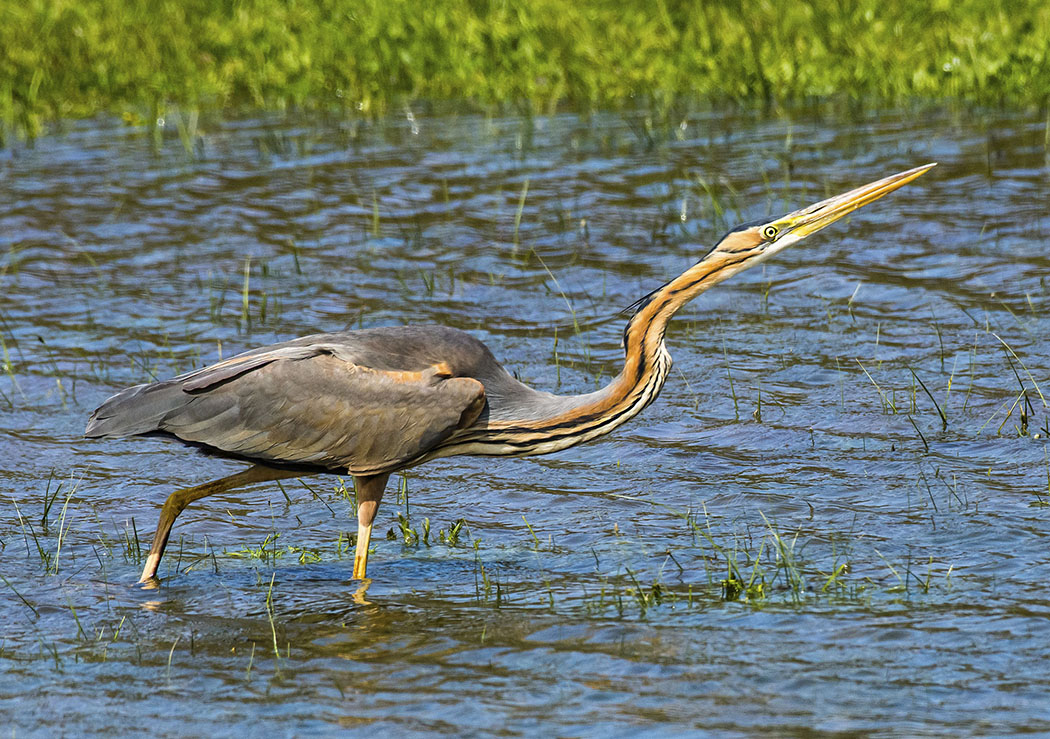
left=178, top=345, right=325, bottom=391
left=92, top=349, right=486, bottom=475
left=87, top=343, right=347, bottom=437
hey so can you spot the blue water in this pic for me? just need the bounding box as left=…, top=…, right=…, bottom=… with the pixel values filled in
left=1, top=107, right=1049, bottom=735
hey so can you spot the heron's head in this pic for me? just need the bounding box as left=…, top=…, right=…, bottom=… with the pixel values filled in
left=622, top=162, right=936, bottom=327
left=710, top=163, right=936, bottom=265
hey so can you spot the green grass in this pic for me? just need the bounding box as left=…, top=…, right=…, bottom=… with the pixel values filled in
left=2, top=0, right=1049, bottom=142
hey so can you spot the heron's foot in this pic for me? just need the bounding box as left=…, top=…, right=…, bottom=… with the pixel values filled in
left=350, top=473, right=388, bottom=582
left=136, top=551, right=164, bottom=586
left=351, top=545, right=372, bottom=580
left=134, top=575, right=161, bottom=591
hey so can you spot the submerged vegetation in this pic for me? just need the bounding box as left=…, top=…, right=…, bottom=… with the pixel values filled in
left=3, top=0, right=1050, bottom=140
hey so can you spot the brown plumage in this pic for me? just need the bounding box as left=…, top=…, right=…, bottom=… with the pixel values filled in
left=88, top=327, right=492, bottom=475
left=86, top=164, right=934, bottom=586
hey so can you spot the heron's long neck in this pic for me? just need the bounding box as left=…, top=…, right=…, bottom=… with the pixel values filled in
left=613, top=247, right=758, bottom=401
left=442, top=247, right=756, bottom=458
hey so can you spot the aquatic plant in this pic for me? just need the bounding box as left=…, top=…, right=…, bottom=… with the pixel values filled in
left=3, top=0, right=1049, bottom=142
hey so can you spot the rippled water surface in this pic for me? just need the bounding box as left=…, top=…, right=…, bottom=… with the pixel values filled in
left=2, top=108, right=1050, bottom=735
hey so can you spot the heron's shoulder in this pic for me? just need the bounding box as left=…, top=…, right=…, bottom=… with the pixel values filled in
left=293, top=325, right=499, bottom=374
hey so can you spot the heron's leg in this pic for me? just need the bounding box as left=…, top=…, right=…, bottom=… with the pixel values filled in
left=138, top=464, right=301, bottom=585
left=352, top=473, right=390, bottom=580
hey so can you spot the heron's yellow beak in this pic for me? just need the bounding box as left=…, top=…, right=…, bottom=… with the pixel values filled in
left=773, top=162, right=936, bottom=241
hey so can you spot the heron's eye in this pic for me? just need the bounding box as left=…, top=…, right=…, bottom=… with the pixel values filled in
left=762, top=225, right=779, bottom=241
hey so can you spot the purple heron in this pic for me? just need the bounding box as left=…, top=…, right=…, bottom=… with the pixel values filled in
left=86, top=163, right=934, bottom=585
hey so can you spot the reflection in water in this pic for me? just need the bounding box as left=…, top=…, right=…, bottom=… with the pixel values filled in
left=1, top=108, right=1050, bottom=734
left=352, top=580, right=372, bottom=605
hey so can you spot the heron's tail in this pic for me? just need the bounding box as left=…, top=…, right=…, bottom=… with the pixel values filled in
left=85, top=381, right=187, bottom=438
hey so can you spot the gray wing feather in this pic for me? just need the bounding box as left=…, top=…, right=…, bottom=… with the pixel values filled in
left=87, top=339, right=486, bottom=475
left=179, top=346, right=323, bottom=392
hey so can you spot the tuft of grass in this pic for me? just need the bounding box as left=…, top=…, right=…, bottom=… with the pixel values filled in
left=240, top=256, right=252, bottom=331
left=439, top=519, right=466, bottom=547
left=5, top=0, right=1050, bottom=144
left=594, top=496, right=953, bottom=613
left=224, top=532, right=323, bottom=566
left=513, top=178, right=529, bottom=249
left=265, top=573, right=281, bottom=675
left=722, top=335, right=740, bottom=421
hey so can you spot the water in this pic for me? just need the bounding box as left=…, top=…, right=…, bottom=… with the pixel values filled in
left=2, top=107, right=1049, bottom=735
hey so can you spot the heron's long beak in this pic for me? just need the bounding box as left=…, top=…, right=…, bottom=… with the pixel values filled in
left=776, top=163, right=936, bottom=240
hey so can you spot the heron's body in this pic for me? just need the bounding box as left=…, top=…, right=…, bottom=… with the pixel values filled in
left=86, top=324, right=652, bottom=471
left=86, top=163, right=934, bottom=586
